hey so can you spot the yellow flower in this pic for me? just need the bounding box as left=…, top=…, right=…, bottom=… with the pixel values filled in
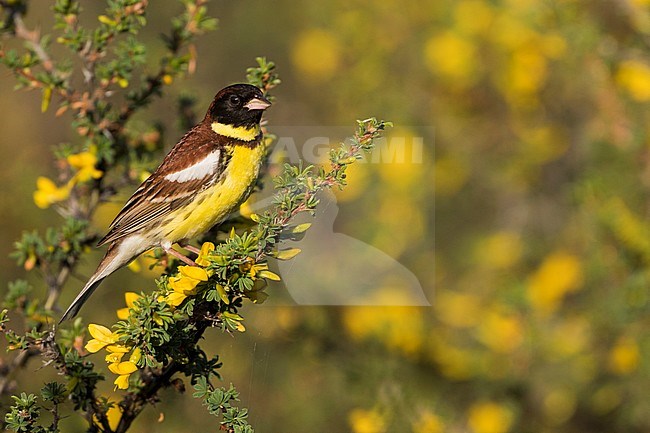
left=348, top=408, right=386, bottom=433
left=105, top=344, right=130, bottom=354
left=85, top=324, right=118, bottom=353
left=67, top=151, right=103, bottom=182
left=33, top=176, right=72, bottom=209
left=239, top=198, right=255, bottom=219
left=116, top=292, right=141, bottom=320
left=468, top=402, right=513, bottom=433
left=109, top=347, right=141, bottom=390
left=164, top=291, right=189, bottom=307
left=105, top=351, right=125, bottom=364
left=178, top=265, right=209, bottom=284
left=164, top=265, right=209, bottom=307
left=195, top=242, right=215, bottom=266
left=104, top=402, right=121, bottom=431
left=108, top=361, right=138, bottom=375
left=110, top=358, right=130, bottom=373
left=113, top=374, right=130, bottom=390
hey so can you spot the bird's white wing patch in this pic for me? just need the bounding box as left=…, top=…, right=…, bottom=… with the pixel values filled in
left=165, top=150, right=220, bottom=183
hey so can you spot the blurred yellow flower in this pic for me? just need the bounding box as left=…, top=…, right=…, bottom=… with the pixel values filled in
left=490, top=12, right=536, bottom=50
left=373, top=196, right=425, bottom=257
left=475, top=231, right=522, bottom=270
left=454, top=0, right=493, bottom=35
left=590, top=384, right=623, bottom=415
left=509, top=46, right=547, bottom=96
left=34, top=148, right=103, bottom=209
left=377, top=128, right=424, bottom=188
left=467, top=402, right=513, bottom=433
left=476, top=310, right=523, bottom=353
left=334, top=161, right=368, bottom=202
left=425, top=32, right=478, bottom=85
left=540, top=33, right=567, bottom=59
left=604, top=198, right=650, bottom=262
left=68, top=150, right=103, bottom=182
left=435, top=290, right=481, bottom=328
left=116, top=292, right=141, bottom=320
left=291, top=29, right=341, bottom=80
left=527, top=251, right=583, bottom=315
left=512, top=124, right=570, bottom=166
left=434, top=155, right=469, bottom=196
left=348, top=408, right=386, bottom=433
left=430, top=334, right=477, bottom=380
left=412, top=410, right=443, bottom=433
left=608, top=336, right=640, bottom=375
left=343, top=293, right=425, bottom=357
left=547, top=316, right=591, bottom=358
left=126, top=259, right=141, bottom=273
left=85, top=324, right=118, bottom=353
left=543, top=388, right=576, bottom=426
left=33, top=176, right=72, bottom=209
left=616, top=60, right=650, bottom=101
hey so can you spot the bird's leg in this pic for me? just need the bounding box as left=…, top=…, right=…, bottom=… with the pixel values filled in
left=178, top=242, right=201, bottom=255
left=163, top=246, right=197, bottom=266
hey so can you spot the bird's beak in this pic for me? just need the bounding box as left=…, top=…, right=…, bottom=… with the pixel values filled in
left=245, top=96, right=271, bottom=111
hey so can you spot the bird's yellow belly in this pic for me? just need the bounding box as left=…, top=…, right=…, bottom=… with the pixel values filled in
left=160, top=144, right=265, bottom=242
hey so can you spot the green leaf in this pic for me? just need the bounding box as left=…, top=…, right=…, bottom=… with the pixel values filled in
left=292, top=223, right=311, bottom=234
left=274, top=248, right=301, bottom=260
left=40, top=87, right=52, bottom=113
left=257, top=270, right=280, bottom=281
left=216, top=284, right=229, bottom=304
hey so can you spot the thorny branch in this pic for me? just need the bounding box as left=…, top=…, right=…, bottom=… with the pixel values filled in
left=0, top=0, right=215, bottom=413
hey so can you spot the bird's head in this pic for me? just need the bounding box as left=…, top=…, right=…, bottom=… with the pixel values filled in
left=207, top=84, right=271, bottom=129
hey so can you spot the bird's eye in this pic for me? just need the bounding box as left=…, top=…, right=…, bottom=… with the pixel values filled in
left=228, top=95, right=241, bottom=106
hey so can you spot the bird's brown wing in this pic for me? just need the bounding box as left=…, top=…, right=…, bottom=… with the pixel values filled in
left=98, top=124, right=230, bottom=246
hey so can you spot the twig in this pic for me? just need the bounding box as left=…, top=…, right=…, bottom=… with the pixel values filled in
left=11, top=14, right=54, bottom=72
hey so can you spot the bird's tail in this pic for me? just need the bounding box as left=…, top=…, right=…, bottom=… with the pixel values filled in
left=60, top=239, right=143, bottom=322
left=59, top=273, right=106, bottom=323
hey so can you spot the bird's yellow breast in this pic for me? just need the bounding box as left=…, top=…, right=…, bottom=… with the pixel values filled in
left=160, top=143, right=265, bottom=241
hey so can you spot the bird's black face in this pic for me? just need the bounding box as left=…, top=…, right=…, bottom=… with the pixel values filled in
left=208, top=84, right=271, bottom=128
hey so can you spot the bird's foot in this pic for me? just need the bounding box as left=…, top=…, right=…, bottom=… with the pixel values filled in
left=179, top=243, right=201, bottom=255
left=163, top=246, right=197, bottom=266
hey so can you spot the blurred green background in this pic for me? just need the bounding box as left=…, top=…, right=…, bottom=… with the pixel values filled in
left=3, top=0, right=650, bottom=432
